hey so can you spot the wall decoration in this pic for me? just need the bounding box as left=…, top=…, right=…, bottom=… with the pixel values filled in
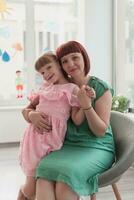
left=0, top=42, right=23, bottom=62
left=0, top=0, right=12, bottom=19
left=2, top=50, right=10, bottom=62
left=0, top=48, right=2, bottom=56
left=15, top=70, right=24, bottom=98
left=0, top=49, right=11, bottom=62
left=12, top=42, right=23, bottom=58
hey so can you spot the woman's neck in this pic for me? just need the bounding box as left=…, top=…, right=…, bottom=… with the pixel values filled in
left=72, top=75, right=90, bottom=87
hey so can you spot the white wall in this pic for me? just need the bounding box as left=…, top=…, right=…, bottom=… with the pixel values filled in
left=0, top=107, right=27, bottom=143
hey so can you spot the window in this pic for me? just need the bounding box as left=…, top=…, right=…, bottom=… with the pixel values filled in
left=125, top=0, right=134, bottom=109
left=115, top=0, right=134, bottom=110
left=0, top=0, right=27, bottom=106
left=0, top=0, right=85, bottom=107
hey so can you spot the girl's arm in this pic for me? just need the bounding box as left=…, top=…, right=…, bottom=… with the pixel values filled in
left=71, top=107, right=85, bottom=125
left=22, top=96, right=39, bottom=123
left=22, top=96, right=52, bottom=131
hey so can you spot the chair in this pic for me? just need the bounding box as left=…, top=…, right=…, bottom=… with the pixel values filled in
left=90, top=111, right=134, bottom=200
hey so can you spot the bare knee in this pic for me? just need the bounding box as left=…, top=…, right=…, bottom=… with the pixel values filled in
left=55, top=182, right=79, bottom=200
left=36, top=178, right=46, bottom=188
left=36, top=178, right=55, bottom=200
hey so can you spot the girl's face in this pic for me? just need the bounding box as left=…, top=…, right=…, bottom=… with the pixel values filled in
left=38, top=61, right=62, bottom=84
left=60, top=53, right=85, bottom=78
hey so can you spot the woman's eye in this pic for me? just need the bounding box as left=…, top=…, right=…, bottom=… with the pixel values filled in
left=62, top=60, right=67, bottom=64
left=73, top=56, right=78, bottom=60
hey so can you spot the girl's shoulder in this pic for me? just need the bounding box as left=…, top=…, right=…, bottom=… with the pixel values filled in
left=59, top=82, right=78, bottom=92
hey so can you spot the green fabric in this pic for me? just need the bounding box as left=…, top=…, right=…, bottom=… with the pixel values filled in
left=36, top=76, right=115, bottom=196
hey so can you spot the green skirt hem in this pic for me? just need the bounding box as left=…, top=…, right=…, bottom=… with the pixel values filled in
left=36, top=168, right=98, bottom=196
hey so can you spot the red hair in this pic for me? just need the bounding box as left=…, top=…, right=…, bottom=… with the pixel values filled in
left=56, top=41, right=90, bottom=75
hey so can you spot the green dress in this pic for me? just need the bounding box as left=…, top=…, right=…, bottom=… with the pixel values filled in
left=36, top=76, right=115, bottom=196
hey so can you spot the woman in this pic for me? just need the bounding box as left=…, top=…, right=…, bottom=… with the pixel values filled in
left=22, top=41, right=115, bottom=200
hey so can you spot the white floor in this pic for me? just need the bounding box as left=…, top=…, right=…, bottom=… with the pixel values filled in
left=0, top=146, right=134, bottom=200
left=0, top=146, right=25, bottom=200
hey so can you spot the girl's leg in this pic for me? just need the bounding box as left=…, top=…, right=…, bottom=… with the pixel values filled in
left=55, top=182, right=79, bottom=200
left=22, top=176, right=36, bottom=198
left=17, top=176, right=36, bottom=200
left=36, top=178, right=55, bottom=200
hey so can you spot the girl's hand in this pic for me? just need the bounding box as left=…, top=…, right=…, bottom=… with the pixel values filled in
left=77, top=85, right=96, bottom=109
left=84, top=85, right=96, bottom=99
left=28, top=111, right=52, bottom=133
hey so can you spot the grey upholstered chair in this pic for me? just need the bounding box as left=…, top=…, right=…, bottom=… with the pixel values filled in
left=90, top=111, right=134, bottom=200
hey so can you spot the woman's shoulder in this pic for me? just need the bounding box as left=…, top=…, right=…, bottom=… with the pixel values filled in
left=89, top=76, right=108, bottom=87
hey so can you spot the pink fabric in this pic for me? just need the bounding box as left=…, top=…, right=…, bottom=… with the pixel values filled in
left=19, top=83, right=79, bottom=176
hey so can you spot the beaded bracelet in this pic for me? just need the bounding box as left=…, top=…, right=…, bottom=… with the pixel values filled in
left=83, top=106, right=92, bottom=111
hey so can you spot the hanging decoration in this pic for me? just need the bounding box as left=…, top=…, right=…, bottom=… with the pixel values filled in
left=0, top=49, right=10, bottom=62
left=0, top=0, right=12, bottom=20
left=2, top=50, right=10, bottom=62
left=12, top=42, right=23, bottom=58
left=0, top=42, right=23, bottom=62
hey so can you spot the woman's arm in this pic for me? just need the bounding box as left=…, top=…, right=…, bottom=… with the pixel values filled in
left=77, top=86, right=112, bottom=137
left=84, top=91, right=112, bottom=136
left=70, top=86, right=85, bottom=125
left=71, top=85, right=96, bottom=125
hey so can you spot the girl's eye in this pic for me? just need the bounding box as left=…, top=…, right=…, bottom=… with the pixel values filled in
left=41, top=72, right=44, bottom=75
left=47, top=65, right=52, bottom=70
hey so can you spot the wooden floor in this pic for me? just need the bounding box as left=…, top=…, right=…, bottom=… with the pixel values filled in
left=0, top=145, right=134, bottom=200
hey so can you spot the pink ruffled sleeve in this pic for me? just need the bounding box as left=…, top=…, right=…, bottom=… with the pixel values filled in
left=69, top=93, right=80, bottom=107
left=63, top=84, right=80, bottom=107
left=27, top=90, right=39, bottom=102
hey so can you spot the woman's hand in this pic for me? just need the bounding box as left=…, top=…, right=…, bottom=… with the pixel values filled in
left=29, top=111, right=52, bottom=133
left=77, top=85, right=95, bottom=109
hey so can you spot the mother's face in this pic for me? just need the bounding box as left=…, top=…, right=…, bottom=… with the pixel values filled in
left=60, top=52, right=85, bottom=78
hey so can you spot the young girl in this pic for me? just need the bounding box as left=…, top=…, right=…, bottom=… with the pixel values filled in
left=18, top=52, right=95, bottom=200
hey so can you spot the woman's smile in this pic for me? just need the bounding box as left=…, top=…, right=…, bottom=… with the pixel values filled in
left=68, top=67, right=78, bottom=73
left=61, top=52, right=85, bottom=77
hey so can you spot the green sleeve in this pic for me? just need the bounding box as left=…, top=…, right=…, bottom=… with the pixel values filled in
left=89, top=77, right=114, bottom=101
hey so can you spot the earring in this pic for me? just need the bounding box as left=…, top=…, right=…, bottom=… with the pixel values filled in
left=68, top=74, right=72, bottom=78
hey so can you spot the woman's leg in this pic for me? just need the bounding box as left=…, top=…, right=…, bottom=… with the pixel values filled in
left=55, top=182, right=79, bottom=200
left=36, top=179, right=56, bottom=200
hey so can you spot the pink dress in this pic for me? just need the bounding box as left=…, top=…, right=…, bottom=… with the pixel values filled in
left=19, top=83, right=79, bottom=176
